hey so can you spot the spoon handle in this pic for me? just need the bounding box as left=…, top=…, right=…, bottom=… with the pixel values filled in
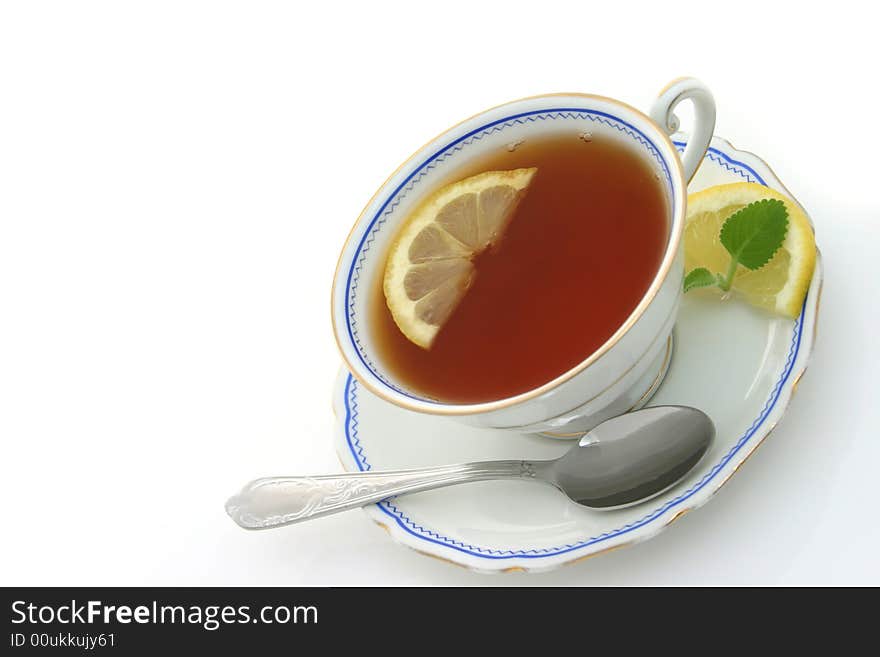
left=226, top=460, right=537, bottom=529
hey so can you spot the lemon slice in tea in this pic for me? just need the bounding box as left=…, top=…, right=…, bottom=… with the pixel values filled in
left=685, top=182, right=816, bottom=317
left=383, top=168, right=537, bottom=348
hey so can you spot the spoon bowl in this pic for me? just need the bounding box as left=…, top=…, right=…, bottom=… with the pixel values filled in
left=548, top=406, right=714, bottom=509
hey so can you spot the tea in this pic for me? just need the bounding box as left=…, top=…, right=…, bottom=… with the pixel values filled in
left=371, top=132, right=668, bottom=404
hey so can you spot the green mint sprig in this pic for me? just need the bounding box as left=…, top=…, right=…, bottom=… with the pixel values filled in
left=684, top=198, right=789, bottom=294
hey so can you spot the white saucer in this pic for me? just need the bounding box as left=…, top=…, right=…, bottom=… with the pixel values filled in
left=331, top=135, right=823, bottom=573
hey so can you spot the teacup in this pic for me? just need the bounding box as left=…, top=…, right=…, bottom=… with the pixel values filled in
left=331, top=78, right=715, bottom=435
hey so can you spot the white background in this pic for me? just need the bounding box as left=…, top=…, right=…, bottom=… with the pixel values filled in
left=1, top=1, right=877, bottom=586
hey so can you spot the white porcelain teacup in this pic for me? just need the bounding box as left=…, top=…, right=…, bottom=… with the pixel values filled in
left=331, top=78, right=715, bottom=435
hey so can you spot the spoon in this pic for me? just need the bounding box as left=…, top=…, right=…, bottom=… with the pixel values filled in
left=226, top=405, right=714, bottom=530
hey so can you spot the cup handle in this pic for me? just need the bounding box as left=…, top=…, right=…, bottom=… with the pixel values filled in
left=650, top=78, right=716, bottom=183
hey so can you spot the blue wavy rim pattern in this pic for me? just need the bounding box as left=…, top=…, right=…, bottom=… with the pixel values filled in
left=341, top=143, right=805, bottom=560
left=344, top=108, right=676, bottom=404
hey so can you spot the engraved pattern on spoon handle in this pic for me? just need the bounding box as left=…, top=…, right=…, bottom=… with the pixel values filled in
left=226, top=461, right=535, bottom=529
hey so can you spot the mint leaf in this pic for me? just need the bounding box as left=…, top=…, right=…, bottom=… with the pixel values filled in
left=719, top=199, right=788, bottom=270
left=684, top=267, right=717, bottom=292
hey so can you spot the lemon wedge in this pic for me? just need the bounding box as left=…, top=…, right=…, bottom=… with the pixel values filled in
left=685, top=182, right=816, bottom=317
left=383, top=168, right=537, bottom=348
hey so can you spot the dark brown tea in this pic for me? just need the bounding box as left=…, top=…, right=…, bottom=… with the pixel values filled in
left=371, top=132, right=668, bottom=403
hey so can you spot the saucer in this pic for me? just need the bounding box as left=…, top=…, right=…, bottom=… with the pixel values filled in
left=330, top=135, right=823, bottom=573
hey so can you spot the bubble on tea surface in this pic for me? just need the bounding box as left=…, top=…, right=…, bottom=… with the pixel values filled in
left=579, top=131, right=593, bottom=143
left=506, top=139, right=525, bottom=152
